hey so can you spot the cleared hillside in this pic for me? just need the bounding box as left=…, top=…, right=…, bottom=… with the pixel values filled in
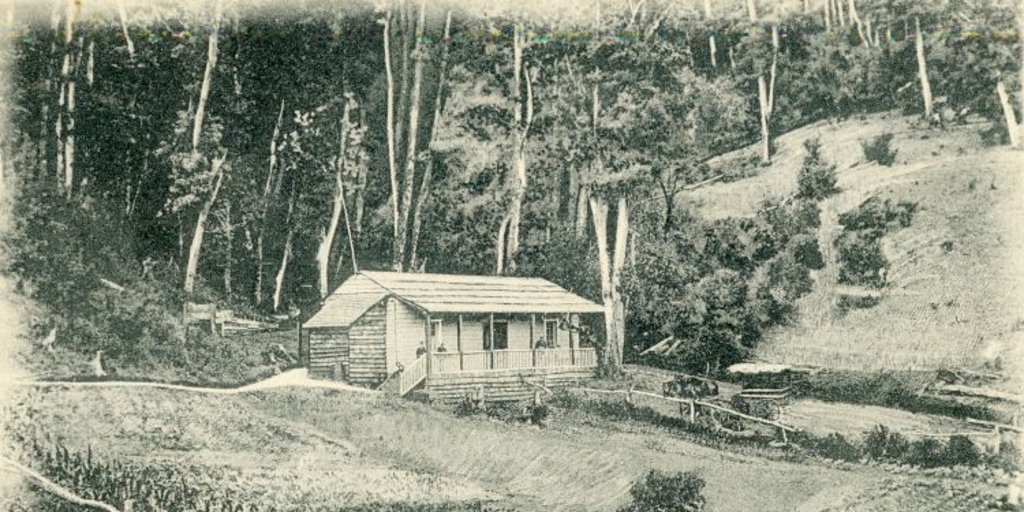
left=686, top=113, right=1022, bottom=376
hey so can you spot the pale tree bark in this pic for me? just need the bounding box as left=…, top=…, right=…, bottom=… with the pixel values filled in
left=192, top=3, right=220, bottom=151
left=500, top=22, right=535, bottom=274
left=220, top=201, right=232, bottom=295
left=849, top=0, right=865, bottom=45
left=574, top=184, right=590, bottom=238
left=705, top=0, right=716, bottom=68
left=395, top=0, right=427, bottom=272
left=589, top=195, right=616, bottom=373
left=997, top=80, right=1020, bottom=148
left=495, top=216, right=509, bottom=275
left=57, top=0, right=80, bottom=198
left=915, top=17, right=933, bottom=120
left=86, top=40, right=94, bottom=86
left=254, top=99, right=285, bottom=307
left=835, top=0, right=846, bottom=27
left=183, top=4, right=223, bottom=299
left=116, top=0, right=135, bottom=61
left=408, top=10, right=452, bottom=270
left=758, top=25, right=779, bottom=164
left=746, top=0, right=757, bottom=23
left=183, top=154, right=226, bottom=297
left=824, top=0, right=832, bottom=30
left=317, top=99, right=354, bottom=299
left=394, top=0, right=413, bottom=174
left=611, top=196, right=629, bottom=363
left=383, top=9, right=400, bottom=267
left=273, top=183, right=296, bottom=313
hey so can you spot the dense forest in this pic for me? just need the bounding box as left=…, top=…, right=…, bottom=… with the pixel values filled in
left=1, top=0, right=1021, bottom=378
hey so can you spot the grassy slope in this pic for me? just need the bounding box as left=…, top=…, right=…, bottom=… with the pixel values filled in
left=6, top=385, right=890, bottom=512
left=686, top=112, right=1021, bottom=374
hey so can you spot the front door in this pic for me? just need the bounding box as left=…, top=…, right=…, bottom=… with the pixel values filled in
left=483, top=320, right=509, bottom=350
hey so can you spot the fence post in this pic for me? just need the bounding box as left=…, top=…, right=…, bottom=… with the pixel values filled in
left=689, top=400, right=696, bottom=423
left=626, top=384, right=634, bottom=405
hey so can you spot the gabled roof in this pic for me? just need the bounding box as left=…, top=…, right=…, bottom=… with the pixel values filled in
left=303, top=271, right=604, bottom=329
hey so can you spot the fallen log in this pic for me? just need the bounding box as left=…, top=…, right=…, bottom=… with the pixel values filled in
left=933, top=384, right=1024, bottom=404
left=966, top=418, right=1023, bottom=433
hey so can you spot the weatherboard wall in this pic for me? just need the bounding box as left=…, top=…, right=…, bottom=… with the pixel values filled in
left=347, top=302, right=388, bottom=386
left=307, top=328, right=349, bottom=379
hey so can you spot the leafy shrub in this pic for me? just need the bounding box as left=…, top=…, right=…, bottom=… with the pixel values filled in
left=834, top=230, right=888, bottom=288
left=944, top=435, right=981, bottom=466
left=618, top=470, right=706, bottom=512
left=813, top=433, right=861, bottom=462
left=907, top=438, right=945, bottom=468
left=797, top=137, right=838, bottom=200
left=861, top=132, right=898, bottom=166
left=838, top=197, right=917, bottom=232
left=529, top=403, right=550, bottom=426
left=454, top=396, right=484, bottom=417
left=863, top=425, right=909, bottom=461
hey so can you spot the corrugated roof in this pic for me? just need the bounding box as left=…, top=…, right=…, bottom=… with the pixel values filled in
left=303, top=271, right=604, bottom=329
left=302, top=274, right=388, bottom=329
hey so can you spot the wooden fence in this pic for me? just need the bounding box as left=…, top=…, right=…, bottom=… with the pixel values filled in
left=578, top=387, right=800, bottom=440
left=398, top=356, right=428, bottom=396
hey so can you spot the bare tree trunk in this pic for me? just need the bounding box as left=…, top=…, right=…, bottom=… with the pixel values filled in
left=835, top=0, right=846, bottom=27
left=824, top=0, right=832, bottom=30
left=408, top=11, right=452, bottom=270
left=997, top=80, right=1021, bottom=148
left=116, top=0, right=135, bottom=61
left=704, top=0, right=716, bottom=68
left=192, top=1, right=221, bottom=151
left=746, top=0, right=757, bottom=23
left=495, top=216, right=509, bottom=275
left=86, top=40, right=94, bottom=86
left=395, top=0, right=427, bottom=272
left=394, top=0, right=413, bottom=174
left=575, top=184, right=589, bottom=238
left=849, top=0, right=865, bottom=45
left=503, top=23, right=534, bottom=274
left=915, top=17, right=933, bottom=120
left=317, top=99, right=353, bottom=298
left=383, top=9, right=400, bottom=269
left=183, top=155, right=226, bottom=297
left=255, top=100, right=285, bottom=307
left=273, top=184, right=296, bottom=313
left=758, top=26, right=779, bottom=164
left=590, top=195, right=620, bottom=375
left=611, top=196, right=629, bottom=363
left=222, top=201, right=232, bottom=295
left=183, top=7, right=223, bottom=299
left=57, top=0, right=79, bottom=199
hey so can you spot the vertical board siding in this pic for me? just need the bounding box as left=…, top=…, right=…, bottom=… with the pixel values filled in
left=307, top=328, right=349, bottom=379
left=394, top=299, right=426, bottom=368
left=348, top=302, right=388, bottom=387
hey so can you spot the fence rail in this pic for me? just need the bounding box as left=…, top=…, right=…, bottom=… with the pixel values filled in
left=432, top=348, right=597, bottom=374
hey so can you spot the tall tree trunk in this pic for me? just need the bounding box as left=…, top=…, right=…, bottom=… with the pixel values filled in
left=383, top=9, right=400, bottom=268
left=849, top=0, right=865, bottom=45
left=915, top=17, right=933, bottom=120
left=610, top=196, right=629, bottom=364
left=116, top=0, right=135, bottom=61
left=57, top=0, right=79, bottom=198
left=574, top=184, right=589, bottom=238
left=499, top=23, right=534, bottom=274
left=705, top=0, right=716, bottom=68
left=273, top=183, right=297, bottom=313
left=255, top=100, right=285, bottom=307
left=758, top=25, right=779, bottom=164
left=495, top=216, right=509, bottom=275
left=183, top=8, right=222, bottom=299
left=408, top=10, right=452, bottom=271
left=192, top=2, right=220, bottom=151
left=222, top=201, right=232, bottom=295
left=746, top=0, right=757, bottom=23
left=824, top=0, right=832, bottom=31
left=835, top=0, right=846, bottom=27
left=183, top=155, right=226, bottom=297
left=997, top=80, right=1021, bottom=148
left=395, top=0, right=427, bottom=272
left=590, top=195, right=620, bottom=376
left=317, top=99, right=353, bottom=299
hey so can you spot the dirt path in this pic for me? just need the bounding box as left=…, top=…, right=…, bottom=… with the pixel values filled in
left=1, top=368, right=376, bottom=395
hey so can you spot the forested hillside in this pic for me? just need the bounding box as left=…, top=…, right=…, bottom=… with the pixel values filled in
left=1, top=0, right=1021, bottom=380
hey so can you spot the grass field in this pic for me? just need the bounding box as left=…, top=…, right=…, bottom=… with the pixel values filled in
left=4, top=383, right=1013, bottom=512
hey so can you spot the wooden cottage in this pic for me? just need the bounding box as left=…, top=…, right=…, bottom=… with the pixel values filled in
left=302, top=271, right=604, bottom=401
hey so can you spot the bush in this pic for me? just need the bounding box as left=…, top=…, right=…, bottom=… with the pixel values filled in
left=861, top=132, right=898, bottom=166
left=834, top=230, right=888, bottom=288
left=618, top=470, right=706, bottom=512
left=529, top=403, right=550, bottom=426
left=863, top=425, right=909, bottom=461
left=797, top=137, right=838, bottom=200
left=813, top=433, right=861, bottom=462
left=907, top=438, right=945, bottom=468
left=944, top=435, right=981, bottom=466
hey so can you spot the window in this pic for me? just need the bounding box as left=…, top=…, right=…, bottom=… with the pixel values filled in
left=544, top=319, right=559, bottom=347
